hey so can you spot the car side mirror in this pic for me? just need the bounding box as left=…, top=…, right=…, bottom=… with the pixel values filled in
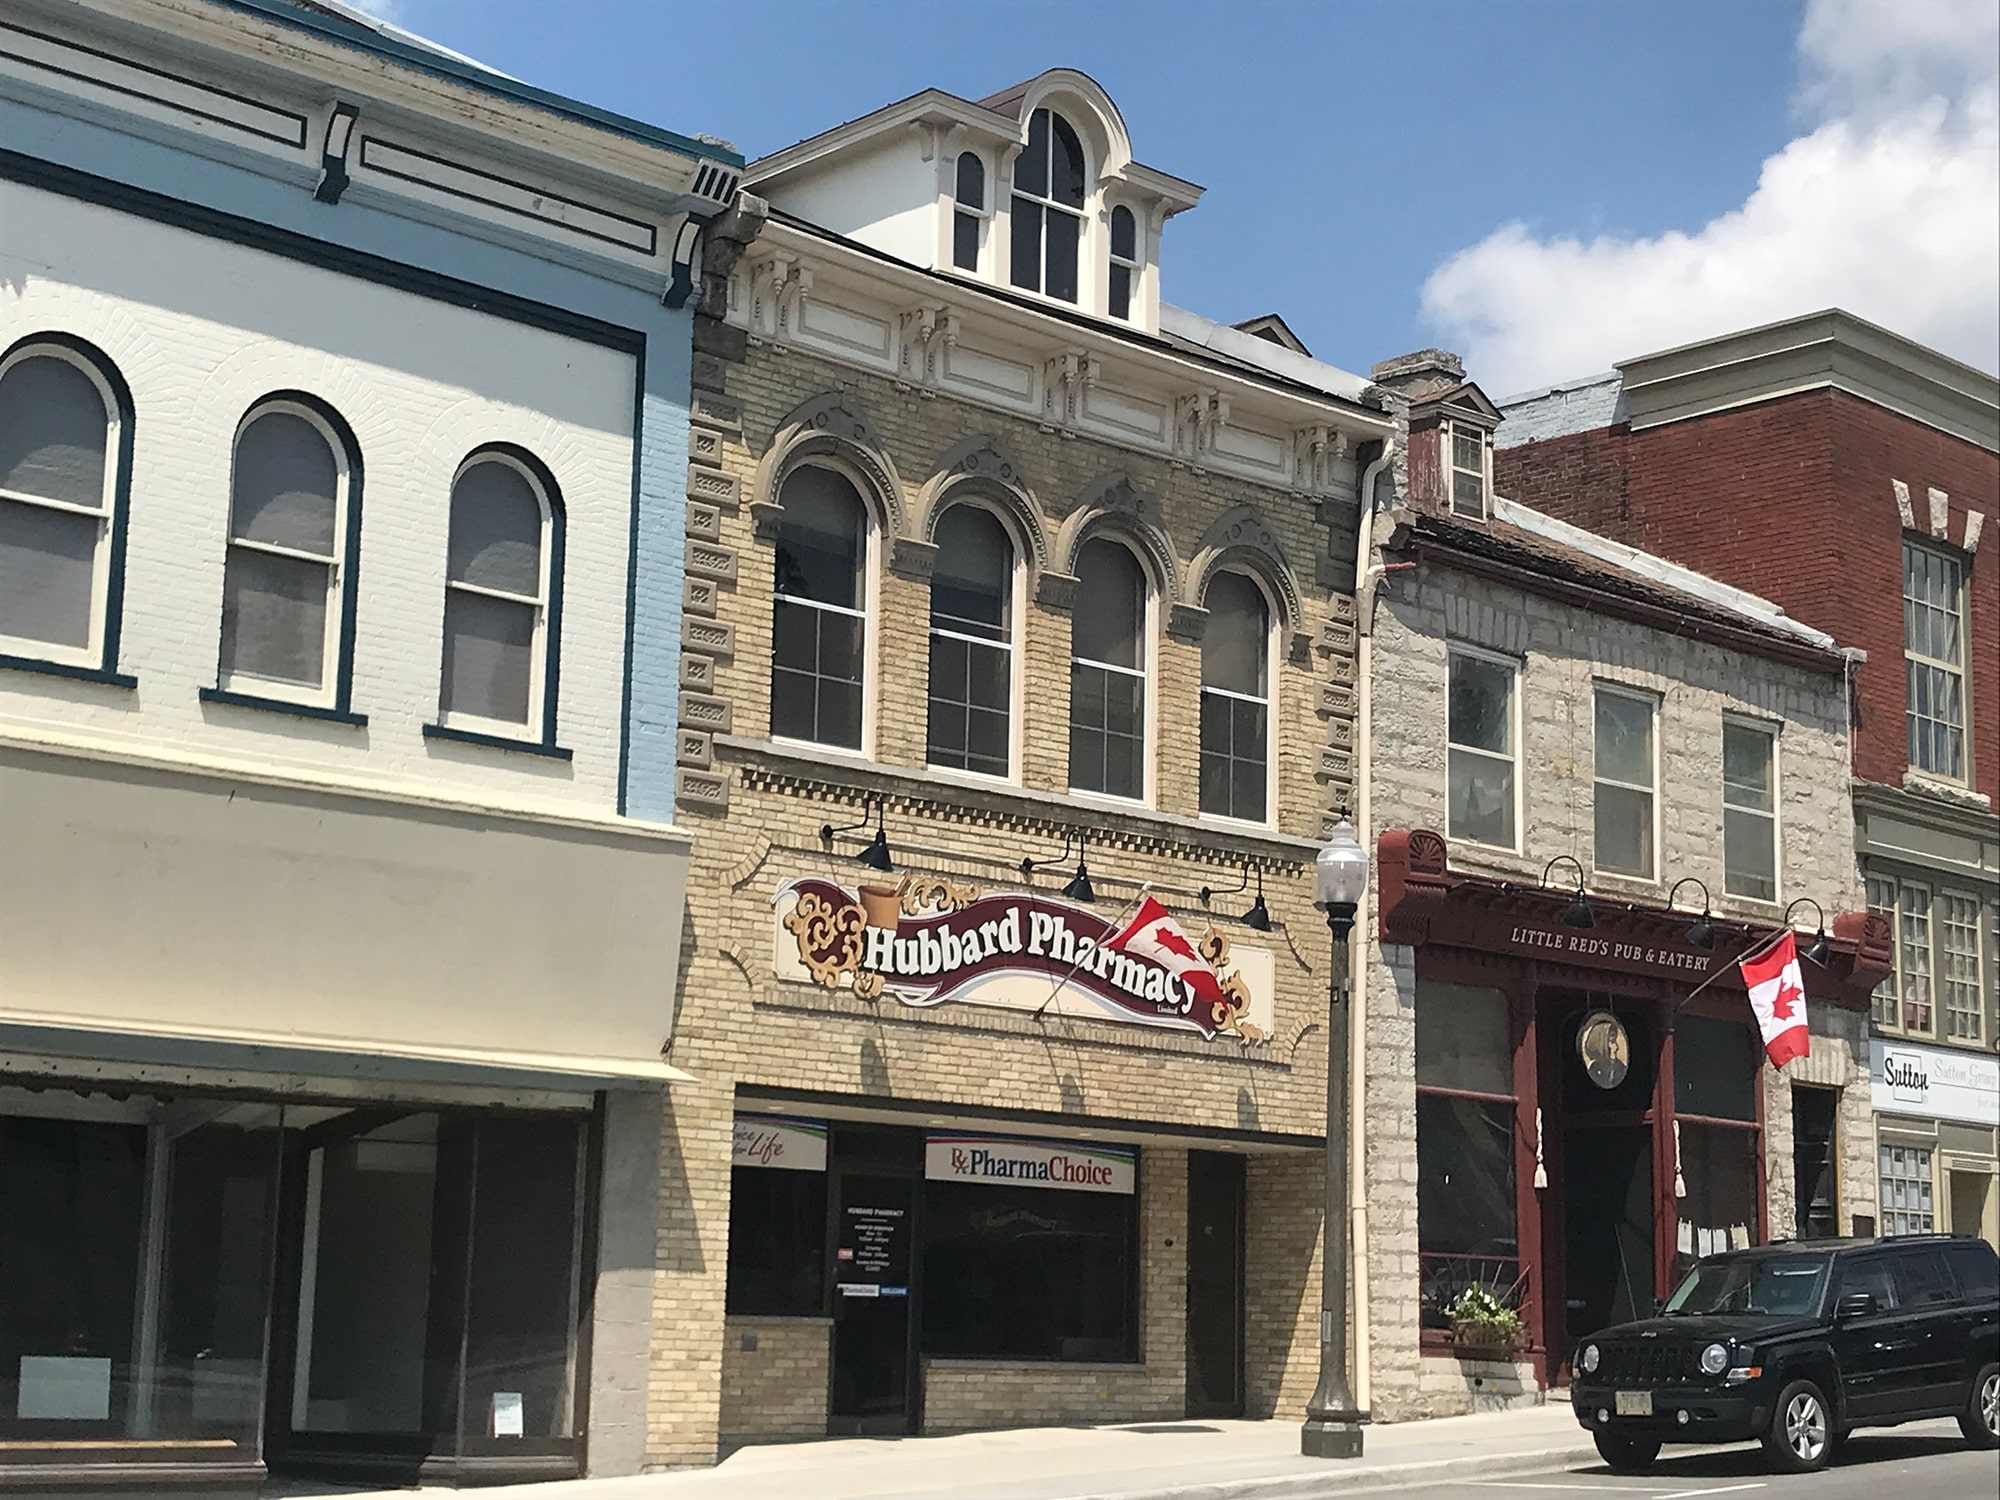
left=1835, top=1291, right=1877, bottom=1320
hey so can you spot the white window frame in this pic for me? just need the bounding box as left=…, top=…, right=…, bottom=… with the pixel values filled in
left=0, top=343, right=118, bottom=669
left=1593, top=682, right=1661, bottom=882
left=1446, top=420, right=1491, bottom=520
left=1879, top=1139, right=1936, bottom=1236
left=769, top=459, right=879, bottom=761
left=1903, top=538, right=1968, bottom=784
left=1198, top=569, right=1278, bottom=829
left=1937, top=890, right=1985, bottom=1044
left=218, top=400, right=350, bottom=708
left=438, top=450, right=554, bottom=740
left=1896, top=878, right=1936, bottom=1039
left=1067, top=537, right=1155, bottom=808
left=950, top=150, right=988, bottom=275
left=1445, top=642, right=1522, bottom=853
left=1720, top=714, right=1781, bottom=904
left=923, top=498, right=1023, bottom=785
left=1866, top=873, right=1902, bottom=1032
left=1869, top=872, right=1994, bottom=1046
left=1106, top=202, right=1141, bottom=323
left=1007, top=107, right=1091, bottom=310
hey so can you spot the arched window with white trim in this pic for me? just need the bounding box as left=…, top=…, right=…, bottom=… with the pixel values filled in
left=1010, top=108, right=1086, bottom=303
left=437, top=450, right=562, bottom=743
left=217, top=399, right=358, bottom=707
left=1200, top=571, right=1271, bottom=822
left=1068, top=537, right=1147, bottom=799
left=0, top=339, right=127, bottom=671
left=771, top=465, right=868, bottom=750
left=953, top=151, right=986, bottom=272
left=1108, top=205, right=1139, bottom=322
left=927, top=504, right=1015, bottom=777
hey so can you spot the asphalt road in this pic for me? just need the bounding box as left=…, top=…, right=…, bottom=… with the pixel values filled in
left=1385, top=1420, right=1997, bottom=1500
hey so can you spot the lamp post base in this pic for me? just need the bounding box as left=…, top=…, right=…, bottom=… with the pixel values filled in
left=1301, top=1415, right=1365, bottom=1458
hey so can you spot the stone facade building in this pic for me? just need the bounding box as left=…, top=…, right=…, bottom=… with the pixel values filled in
left=653, top=70, right=1396, bottom=1461
left=1350, top=352, right=1891, bottom=1421
left=0, top=0, right=734, bottom=1490
left=1496, top=313, right=2000, bottom=1251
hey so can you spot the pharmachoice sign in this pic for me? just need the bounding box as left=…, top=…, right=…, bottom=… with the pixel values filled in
left=924, top=1132, right=1135, bottom=1195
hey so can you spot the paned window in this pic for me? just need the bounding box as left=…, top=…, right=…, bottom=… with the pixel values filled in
left=1449, top=426, right=1487, bottom=517
left=1594, top=687, right=1657, bottom=878
left=1867, top=875, right=1900, bottom=1029
left=1069, top=538, right=1146, bottom=799
left=953, top=151, right=985, bottom=272
left=1674, top=1016, right=1762, bottom=1276
left=1010, top=108, right=1085, bottom=303
left=1199, top=572, right=1270, bottom=821
left=1447, top=648, right=1517, bottom=849
left=218, top=406, right=346, bottom=697
left=927, top=505, right=1013, bottom=777
left=772, top=466, right=867, bottom=750
left=1415, top=982, right=1519, bottom=1331
left=0, top=347, right=117, bottom=662
left=1879, top=1142, right=1935, bottom=1235
left=440, top=454, right=556, bottom=733
left=1904, top=541, right=1966, bottom=780
left=1722, top=720, right=1778, bottom=901
left=1939, top=892, right=1984, bottom=1042
left=1898, top=882, right=1934, bottom=1035
left=1108, top=205, right=1139, bottom=321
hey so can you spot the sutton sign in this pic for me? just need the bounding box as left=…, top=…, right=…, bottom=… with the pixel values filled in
left=773, top=875, right=1274, bottom=1041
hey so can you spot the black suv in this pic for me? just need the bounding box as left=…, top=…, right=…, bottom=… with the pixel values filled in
left=1572, top=1234, right=1999, bottom=1473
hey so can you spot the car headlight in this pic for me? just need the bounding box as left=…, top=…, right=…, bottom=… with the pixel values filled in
left=1581, top=1343, right=1600, bottom=1374
left=1699, top=1342, right=1729, bottom=1376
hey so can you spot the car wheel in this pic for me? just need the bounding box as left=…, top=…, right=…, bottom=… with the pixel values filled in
left=1762, top=1378, right=1834, bottom=1473
left=1592, top=1431, right=1661, bottom=1472
left=1960, top=1361, right=2000, bottom=1450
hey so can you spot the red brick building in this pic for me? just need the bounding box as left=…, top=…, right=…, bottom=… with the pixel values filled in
left=1495, top=310, right=2000, bottom=1246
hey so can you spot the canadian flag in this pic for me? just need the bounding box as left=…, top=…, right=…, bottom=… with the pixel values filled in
left=1109, top=896, right=1229, bottom=1017
left=1740, top=930, right=1811, bottom=1068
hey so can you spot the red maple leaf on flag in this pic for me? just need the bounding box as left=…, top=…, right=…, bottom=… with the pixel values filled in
left=1151, top=926, right=1199, bottom=963
left=1771, top=978, right=1803, bottom=1022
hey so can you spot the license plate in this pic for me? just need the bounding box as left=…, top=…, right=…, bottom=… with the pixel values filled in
left=1615, top=1390, right=1653, bottom=1417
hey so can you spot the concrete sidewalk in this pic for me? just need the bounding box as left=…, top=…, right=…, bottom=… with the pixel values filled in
left=272, top=1402, right=1605, bottom=1500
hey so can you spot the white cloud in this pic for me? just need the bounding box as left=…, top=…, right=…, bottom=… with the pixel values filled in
left=1422, top=0, right=2000, bottom=393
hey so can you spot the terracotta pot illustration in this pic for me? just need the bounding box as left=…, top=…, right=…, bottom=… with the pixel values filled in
left=858, top=883, right=904, bottom=929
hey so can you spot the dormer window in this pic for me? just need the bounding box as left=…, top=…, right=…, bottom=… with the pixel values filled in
left=1010, top=108, right=1085, bottom=303
left=1108, top=205, right=1138, bottom=321
left=1449, top=424, right=1489, bottom=518
left=953, top=151, right=985, bottom=272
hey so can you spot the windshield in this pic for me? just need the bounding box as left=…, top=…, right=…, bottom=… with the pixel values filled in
left=1663, top=1255, right=1829, bottom=1317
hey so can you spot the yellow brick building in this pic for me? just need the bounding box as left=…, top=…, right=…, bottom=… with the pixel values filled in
left=646, top=71, right=1396, bottom=1462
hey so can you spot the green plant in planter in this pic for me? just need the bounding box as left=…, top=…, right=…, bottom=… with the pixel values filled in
left=1445, top=1284, right=1524, bottom=1348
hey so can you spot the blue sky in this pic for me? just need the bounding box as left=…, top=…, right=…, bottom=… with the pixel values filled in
left=378, top=0, right=1999, bottom=390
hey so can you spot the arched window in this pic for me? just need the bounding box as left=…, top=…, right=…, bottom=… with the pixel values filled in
left=1069, top=537, right=1146, bottom=798
left=771, top=466, right=867, bottom=750
left=439, top=451, right=559, bottom=739
left=1200, top=571, right=1271, bottom=821
left=1010, top=108, right=1085, bottom=303
left=218, top=402, right=355, bottom=703
left=927, top=505, right=1013, bottom=776
left=1108, top=205, right=1139, bottom=322
left=953, top=151, right=985, bottom=272
left=0, top=343, right=121, bottom=666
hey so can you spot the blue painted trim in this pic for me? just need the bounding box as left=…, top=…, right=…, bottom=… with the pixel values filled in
left=224, top=391, right=367, bottom=717
left=423, top=722, right=573, bottom=761
left=199, top=686, right=367, bottom=726
left=217, top=0, right=743, bottom=169
left=0, top=654, right=136, bottom=688
left=0, top=149, right=644, bottom=354
left=1, top=329, right=136, bottom=682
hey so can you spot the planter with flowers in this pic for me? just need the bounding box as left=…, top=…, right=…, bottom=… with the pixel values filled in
left=1444, top=1284, right=1525, bottom=1357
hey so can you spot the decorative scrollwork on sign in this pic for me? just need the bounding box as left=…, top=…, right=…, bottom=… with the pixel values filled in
left=1198, top=925, right=1265, bottom=1044
left=784, top=890, right=866, bottom=988
left=853, top=970, right=885, bottom=1002
left=902, top=876, right=981, bottom=916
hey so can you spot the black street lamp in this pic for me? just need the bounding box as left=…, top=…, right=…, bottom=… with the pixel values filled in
left=1302, top=816, right=1369, bottom=1459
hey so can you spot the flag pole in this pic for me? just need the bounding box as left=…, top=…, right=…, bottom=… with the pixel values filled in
left=1674, top=923, right=1795, bottom=1011
left=1031, top=882, right=1154, bottom=1020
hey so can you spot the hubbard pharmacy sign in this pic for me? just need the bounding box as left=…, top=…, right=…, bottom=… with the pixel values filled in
left=773, top=875, right=1275, bottom=1042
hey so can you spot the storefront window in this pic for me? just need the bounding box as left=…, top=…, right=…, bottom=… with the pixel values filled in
left=1415, top=983, right=1519, bottom=1328
left=727, top=1168, right=828, bottom=1316
left=921, top=1180, right=1137, bottom=1361
left=1880, top=1142, right=1935, bottom=1235
left=1673, top=1016, right=1761, bottom=1272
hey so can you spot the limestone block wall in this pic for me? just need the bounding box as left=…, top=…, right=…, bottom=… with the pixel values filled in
left=719, top=1317, right=832, bottom=1444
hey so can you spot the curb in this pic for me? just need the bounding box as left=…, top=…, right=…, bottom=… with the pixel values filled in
left=1062, top=1443, right=1600, bottom=1500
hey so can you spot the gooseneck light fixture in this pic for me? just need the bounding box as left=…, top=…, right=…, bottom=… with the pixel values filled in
left=1783, top=897, right=1832, bottom=965
left=1021, top=829, right=1095, bottom=905
left=820, top=798, right=894, bottom=873
left=1200, top=864, right=1273, bottom=931
left=1541, top=855, right=1595, bottom=930
left=1668, top=877, right=1716, bottom=951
